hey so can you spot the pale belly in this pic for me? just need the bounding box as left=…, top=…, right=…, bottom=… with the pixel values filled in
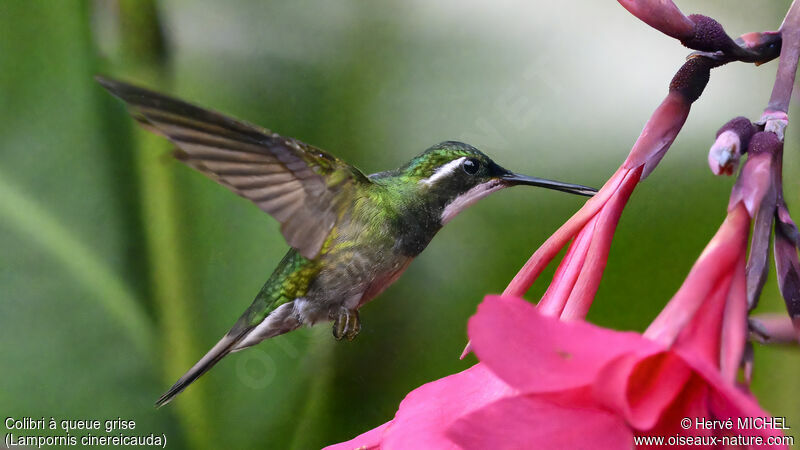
left=297, top=250, right=413, bottom=325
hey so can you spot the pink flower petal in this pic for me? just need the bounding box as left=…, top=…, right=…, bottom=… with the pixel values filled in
left=706, top=394, right=788, bottom=448
left=469, top=295, right=657, bottom=393
left=644, top=204, right=749, bottom=347
left=538, top=215, right=597, bottom=317
left=635, top=376, right=713, bottom=447
left=728, top=152, right=772, bottom=216
left=447, top=388, right=632, bottom=450
left=688, top=355, right=789, bottom=446
left=561, top=165, right=642, bottom=320
left=671, top=267, right=735, bottom=370
left=675, top=345, right=771, bottom=426
left=593, top=351, right=692, bottom=430
left=380, top=363, right=515, bottom=450
left=719, top=256, right=748, bottom=383
left=323, top=421, right=391, bottom=450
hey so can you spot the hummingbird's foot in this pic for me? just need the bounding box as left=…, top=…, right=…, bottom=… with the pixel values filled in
left=332, top=308, right=361, bottom=341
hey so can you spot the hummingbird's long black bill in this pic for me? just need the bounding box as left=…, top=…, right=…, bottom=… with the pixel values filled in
left=501, top=173, right=597, bottom=197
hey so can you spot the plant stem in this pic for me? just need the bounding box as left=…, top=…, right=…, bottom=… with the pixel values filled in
left=111, top=0, right=213, bottom=447
left=0, top=169, right=154, bottom=355
left=288, top=330, right=336, bottom=450
left=768, top=0, right=800, bottom=112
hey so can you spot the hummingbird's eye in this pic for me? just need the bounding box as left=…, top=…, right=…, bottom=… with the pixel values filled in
left=462, top=158, right=480, bottom=175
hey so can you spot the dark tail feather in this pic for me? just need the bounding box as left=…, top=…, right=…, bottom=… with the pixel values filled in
left=155, top=301, right=301, bottom=407
left=155, top=333, right=246, bottom=408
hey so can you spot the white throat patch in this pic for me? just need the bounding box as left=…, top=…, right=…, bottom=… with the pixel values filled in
left=441, top=179, right=504, bottom=225
left=420, top=157, right=466, bottom=186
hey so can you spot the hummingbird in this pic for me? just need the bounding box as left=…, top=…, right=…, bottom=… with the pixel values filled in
left=97, top=76, right=596, bottom=407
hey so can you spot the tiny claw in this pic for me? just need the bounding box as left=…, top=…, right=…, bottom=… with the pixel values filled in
left=332, top=307, right=361, bottom=341
left=346, top=310, right=361, bottom=341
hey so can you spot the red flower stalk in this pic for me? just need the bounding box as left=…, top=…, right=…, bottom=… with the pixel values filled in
left=732, top=132, right=782, bottom=313
left=458, top=74, right=702, bottom=357
left=478, top=14, right=782, bottom=348
left=711, top=117, right=800, bottom=338
left=457, top=0, right=782, bottom=360
left=704, top=0, right=800, bottom=340
left=760, top=0, right=800, bottom=335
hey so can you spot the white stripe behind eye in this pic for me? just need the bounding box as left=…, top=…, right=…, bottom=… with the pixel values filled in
left=419, top=157, right=466, bottom=186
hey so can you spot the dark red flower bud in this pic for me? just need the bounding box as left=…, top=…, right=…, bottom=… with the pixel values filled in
left=682, top=14, right=740, bottom=54
left=717, top=117, right=757, bottom=148
left=748, top=131, right=782, bottom=155
left=669, top=57, right=713, bottom=103
left=709, top=117, right=758, bottom=175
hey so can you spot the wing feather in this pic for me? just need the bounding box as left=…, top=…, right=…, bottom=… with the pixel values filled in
left=98, top=76, right=370, bottom=259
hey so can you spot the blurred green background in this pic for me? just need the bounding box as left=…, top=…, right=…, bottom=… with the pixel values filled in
left=2, top=0, right=799, bottom=448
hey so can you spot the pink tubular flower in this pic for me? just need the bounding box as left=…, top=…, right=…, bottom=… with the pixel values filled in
left=326, top=364, right=515, bottom=450
left=495, top=60, right=709, bottom=325
left=641, top=203, right=749, bottom=384
left=328, top=180, right=791, bottom=449
left=449, top=292, right=786, bottom=449
left=460, top=12, right=783, bottom=356
left=327, top=201, right=786, bottom=450
left=460, top=89, right=693, bottom=356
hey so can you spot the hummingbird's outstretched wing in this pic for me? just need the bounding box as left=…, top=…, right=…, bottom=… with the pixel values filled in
left=97, top=76, right=371, bottom=259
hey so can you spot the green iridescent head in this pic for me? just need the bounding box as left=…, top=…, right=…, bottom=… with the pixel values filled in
left=388, top=141, right=596, bottom=225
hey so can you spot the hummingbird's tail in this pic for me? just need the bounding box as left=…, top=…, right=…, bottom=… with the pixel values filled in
left=155, top=301, right=301, bottom=407
left=154, top=333, right=242, bottom=408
